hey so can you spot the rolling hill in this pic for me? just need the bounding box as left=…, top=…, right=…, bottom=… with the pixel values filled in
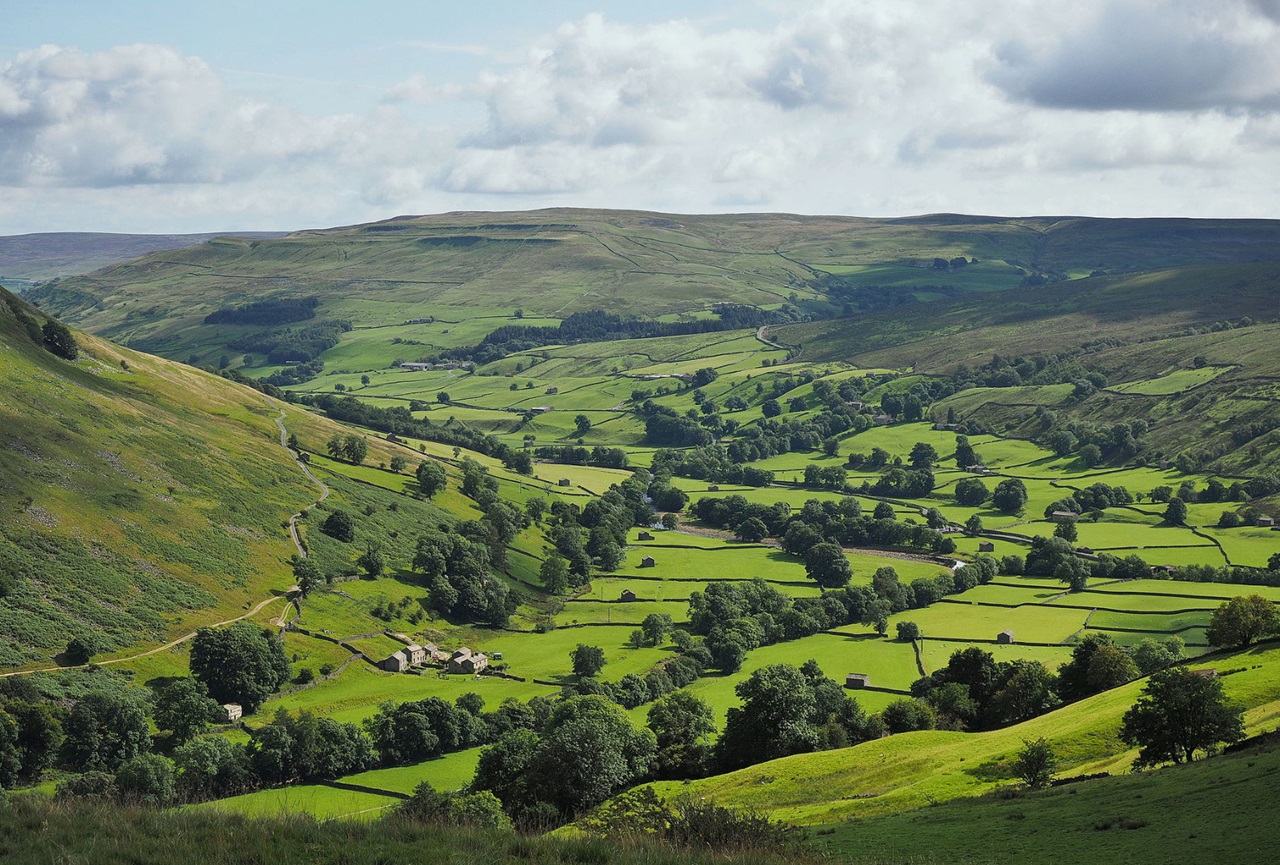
left=0, top=231, right=287, bottom=290
left=0, top=287, right=357, bottom=667
left=25, top=210, right=1280, bottom=371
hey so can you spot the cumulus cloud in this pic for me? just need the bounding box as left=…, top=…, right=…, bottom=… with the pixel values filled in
left=3, top=1, right=1280, bottom=233
left=0, top=44, right=345, bottom=186
left=988, top=0, right=1280, bottom=112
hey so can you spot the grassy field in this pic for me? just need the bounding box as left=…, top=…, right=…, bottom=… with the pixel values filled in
left=817, top=734, right=1280, bottom=864
left=650, top=642, right=1280, bottom=825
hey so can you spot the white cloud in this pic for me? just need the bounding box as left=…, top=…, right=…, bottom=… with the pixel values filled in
left=3, top=2, right=1280, bottom=233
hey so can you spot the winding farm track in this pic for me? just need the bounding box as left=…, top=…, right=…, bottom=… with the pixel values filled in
left=268, top=402, right=331, bottom=558
left=1, top=401, right=323, bottom=678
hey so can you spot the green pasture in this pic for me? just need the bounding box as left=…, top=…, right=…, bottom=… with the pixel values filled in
left=557, top=599, right=692, bottom=627
left=340, top=747, right=482, bottom=795
left=878, top=601, right=1089, bottom=645
left=1198, top=525, right=1279, bottom=568
left=817, top=723, right=1280, bottom=865
left=657, top=643, right=1280, bottom=825
left=919, top=640, right=1074, bottom=674
left=259, top=662, right=558, bottom=726
left=671, top=632, right=923, bottom=726
left=1088, top=579, right=1280, bottom=601
left=1085, top=609, right=1210, bottom=635
left=1108, top=365, right=1234, bottom=395
left=187, top=783, right=397, bottom=821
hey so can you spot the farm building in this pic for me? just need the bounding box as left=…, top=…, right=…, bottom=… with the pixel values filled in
left=1257, top=515, right=1275, bottom=527
left=978, top=541, right=995, bottom=553
left=639, top=556, right=656, bottom=568
left=620, top=589, right=637, bottom=602
left=448, top=647, right=489, bottom=675
left=1050, top=511, right=1079, bottom=523
left=221, top=703, right=243, bottom=722
left=637, top=531, right=654, bottom=541
left=997, top=630, right=1015, bottom=645
left=845, top=673, right=870, bottom=690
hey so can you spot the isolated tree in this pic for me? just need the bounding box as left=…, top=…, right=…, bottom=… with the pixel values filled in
left=291, top=556, right=324, bottom=597
left=356, top=542, right=385, bottom=577
left=1163, top=497, right=1188, bottom=526
left=320, top=509, right=356, bottom=542
left=342, top=434, right=368, bottom=465
left=63, top=634, right=103, bottom=666
left=954, top=478, right=989, bottom=507
left=416, top=460, right=448, bottom=498
left=189, top=622, right=291, bottom=713
left=42, top=319, right=80, bottom=360
left=909, top=442, right=939, bottom=470
left=1053, top=520, right=1078, bottom=542
left=641, top=613, right=674, bottom=647
left=1120, top=666, right=1243, bottom=767
left=992, top=479, right=1029, bottom=514
left=153, top=678, right=220, bottom=744
left=1206, top=595, right=1279, bottom=648
left=805, top=542, right=852, bottom=588
left=571, top=644, right=606, bottom=678
left=1013, top=737, right=1057, bottom=788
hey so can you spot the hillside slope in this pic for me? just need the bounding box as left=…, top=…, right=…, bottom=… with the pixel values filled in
left=0, top=231, right=286, bottom=286
left=0, top=288, right=323, bottom=667
left=26, top=210, right=1280, bottom=369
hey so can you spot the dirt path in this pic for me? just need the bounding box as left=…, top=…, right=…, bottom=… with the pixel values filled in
left=0, top=593, right=292, bottom=679
left=268, top=402, right=331, bottom=558
left=1, top=401, right=321, bottom=678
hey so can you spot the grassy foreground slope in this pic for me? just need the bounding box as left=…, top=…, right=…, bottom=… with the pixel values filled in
left=822, top=736, right=1280, bottom=865
left=646, top=642, right=1280, bottom=825
left=0, top=288, right=329, bottom=667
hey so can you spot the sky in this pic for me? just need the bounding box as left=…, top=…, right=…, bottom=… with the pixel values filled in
left=3, top=0, right=1280, bottom=234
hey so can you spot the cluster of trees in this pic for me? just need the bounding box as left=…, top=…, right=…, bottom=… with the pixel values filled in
left=260, top=357, right=324, bottom=387
left=414, top=520, right=516, bottom=627
left=325, top=433, right=369, bottom=465
left=691, top=494, right=956, bottom=559
left=532, top=445, right=628, bottom=469
left=899, top=632, right=1185, bottom=735
left=204, top=296, right=320, bottom=326
left=229, top=320, right=351, bottom=364
left=42, top=319, right=80, bottom=360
